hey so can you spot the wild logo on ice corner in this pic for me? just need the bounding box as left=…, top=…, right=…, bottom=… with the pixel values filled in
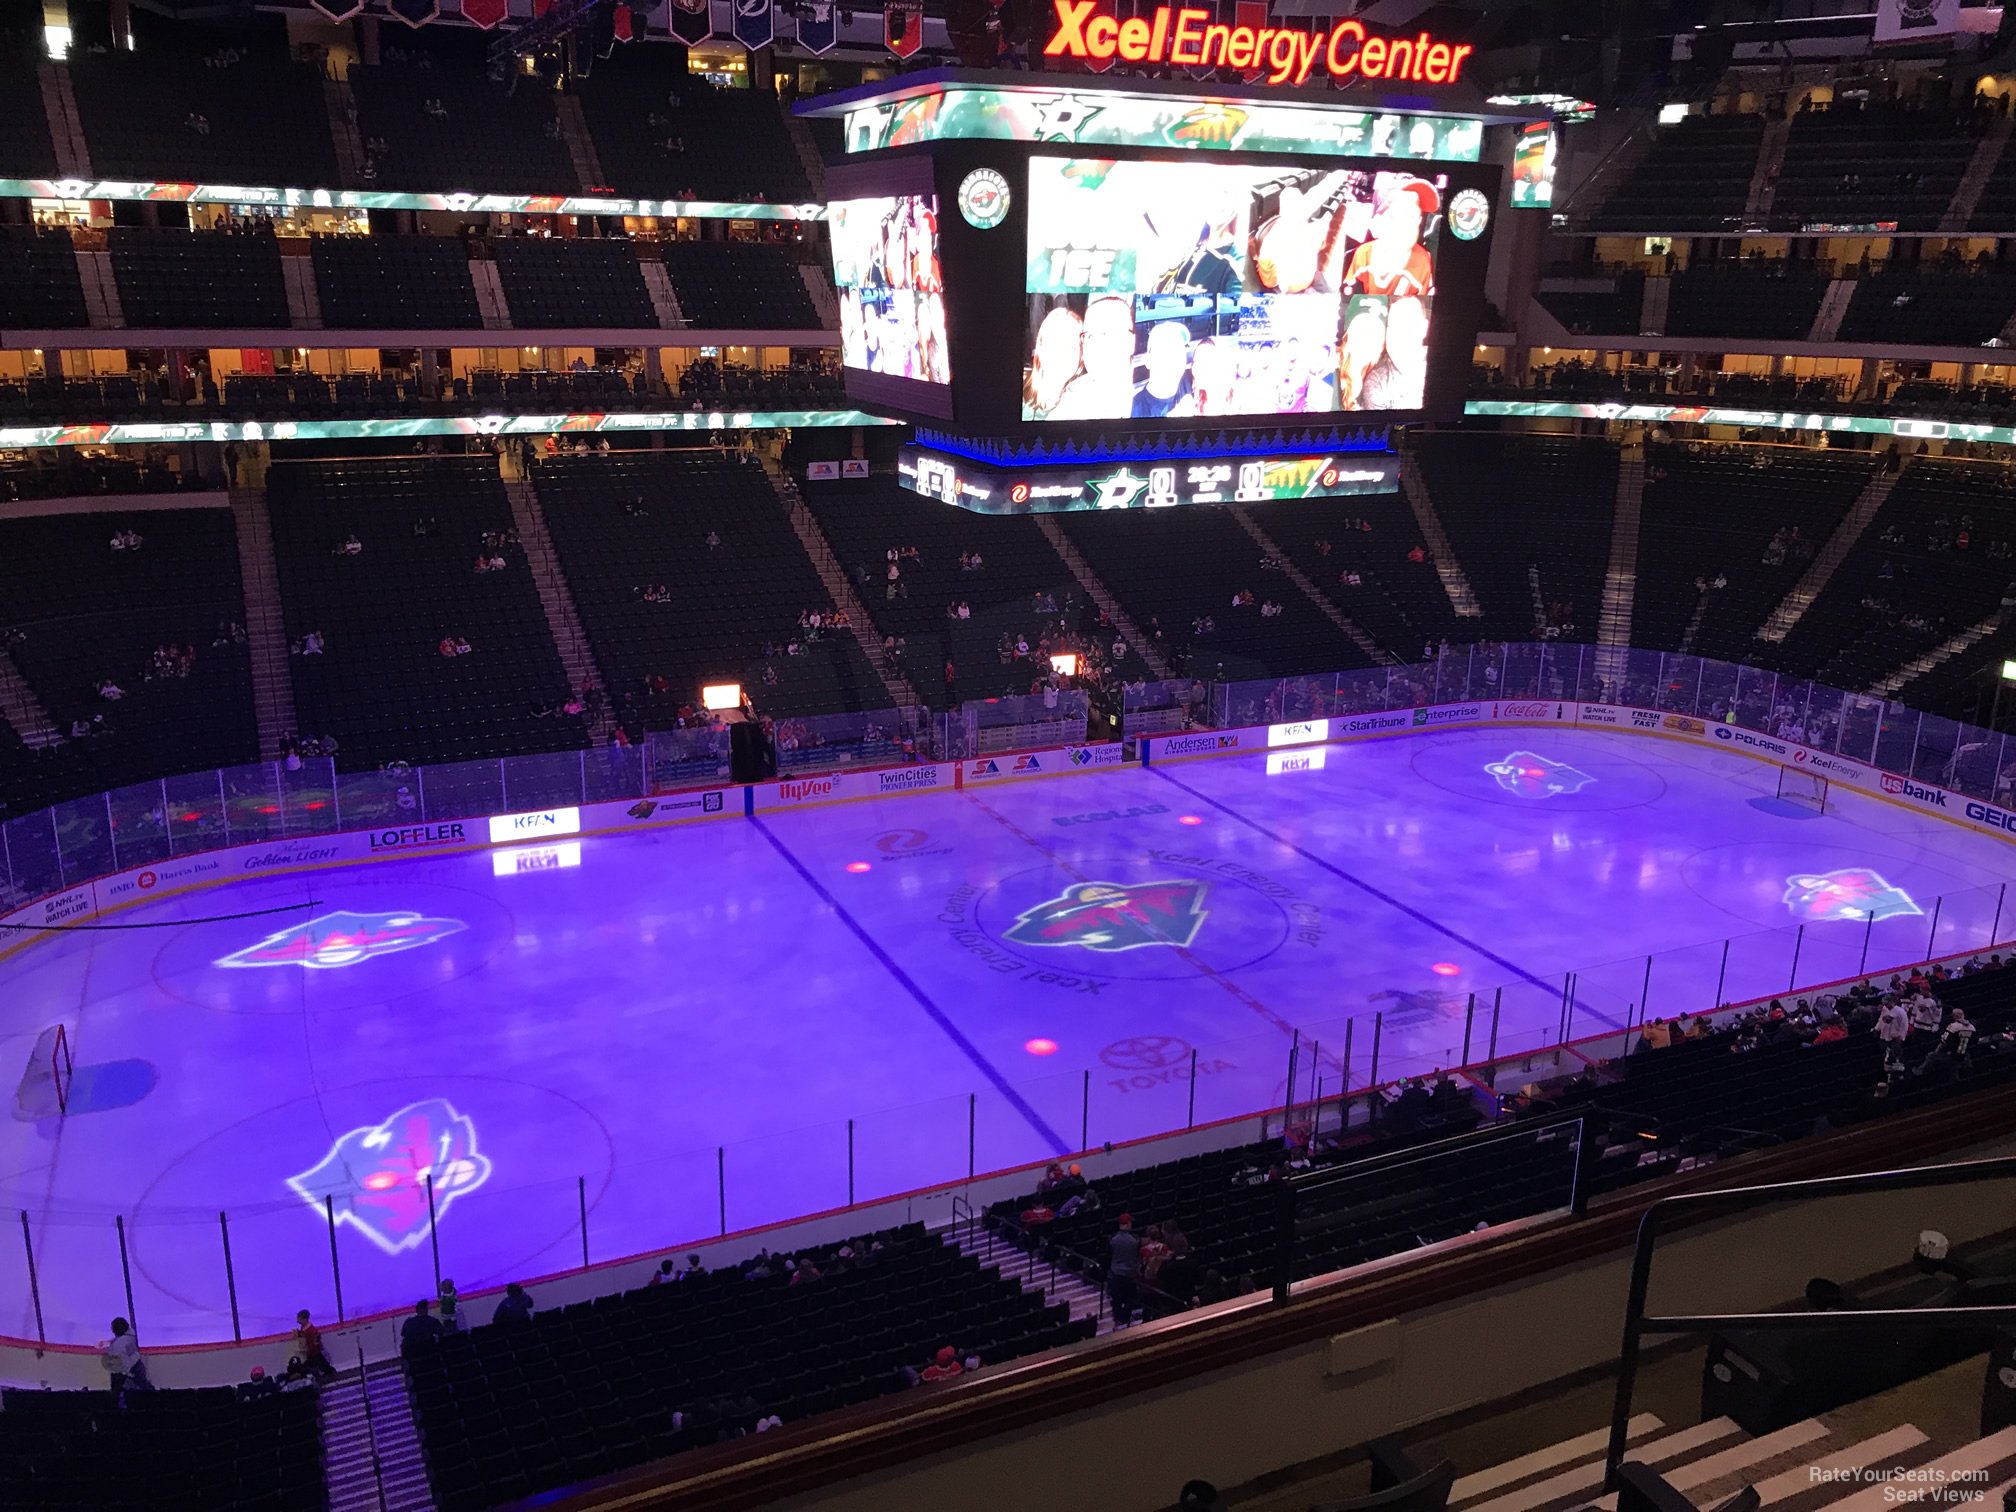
left=1782, top=868, right=1922, bottom=924
left=1483, top=751, right=1593, bottom=799
left=287, top=1098, right=492, bottom=1255
left=1004, top=879, right=1209, bottom=953
left=215, top=909, right=467, bottom=971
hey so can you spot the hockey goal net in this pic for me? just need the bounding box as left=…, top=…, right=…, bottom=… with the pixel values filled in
left=1777, top=764, right=1829, bottom=814
left=51, top=1024, right=73, bottom=1114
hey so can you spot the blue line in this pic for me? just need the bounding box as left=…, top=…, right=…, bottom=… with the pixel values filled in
left=749, top=817, right=1072, bottom=1156
left=1148, top=766, right=1625, bottom=1033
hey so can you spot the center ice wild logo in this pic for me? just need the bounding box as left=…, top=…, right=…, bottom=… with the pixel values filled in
left=1005, top=879, right=1209, bottom=952
left=1483, top=751, right=1593, bottom=799
left=287, top=1098, right=493, bottom=1255
left=1782, top=868, right=1922, bottom=924
left=216, top=909, right=467, bottom=971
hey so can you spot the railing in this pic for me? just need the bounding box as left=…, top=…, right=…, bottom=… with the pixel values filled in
left=1603, top=1154, right=2016, bottom=1489
left=6, top=642, right=2016, bottom=1352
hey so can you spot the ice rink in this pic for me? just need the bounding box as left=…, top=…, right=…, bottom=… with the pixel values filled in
left=6, top=725, right=2015, bottom=1345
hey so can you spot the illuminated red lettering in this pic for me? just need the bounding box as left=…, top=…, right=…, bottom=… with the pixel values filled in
left=1044, top=0, right=1096, bottom=56
left=1326, top=17, right=1363, bottom=77
left=1042, top=0, right=1471, bottom=85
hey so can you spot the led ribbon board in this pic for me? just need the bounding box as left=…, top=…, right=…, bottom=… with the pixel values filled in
left=0, top=412, right=898, bottom=451
left=1043, top=5, right=1475, bottom=88
left=1, top=178, right=823, bottom=221
left=1464, top=400, right=2016, bottom=445
left=899, top=444, right=1397, bottom=513
left=842, top=86, right=1484, bottom=164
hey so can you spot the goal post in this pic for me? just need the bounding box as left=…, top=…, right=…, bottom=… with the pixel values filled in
left=1776, top=764, right=1828, bottom=814
left=51, top=1024, right=73, bottom=1115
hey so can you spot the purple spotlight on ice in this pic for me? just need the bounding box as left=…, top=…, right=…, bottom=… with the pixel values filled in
left=1483, top=751, right=1593, bottom=799
left=214, top=910, right=467, bottom=971
left=1781, top=868, right=1922, bottom=924
left=287, top=1098, right=493, bottom=1256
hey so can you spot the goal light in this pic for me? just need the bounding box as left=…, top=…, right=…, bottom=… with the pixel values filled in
left=1049, top=653, right=1079, bottom=677
left=701, top=682, right=743, bottom=712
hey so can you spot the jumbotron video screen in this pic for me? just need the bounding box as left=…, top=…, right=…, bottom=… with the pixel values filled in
left=1022, top=157, right=1456, bottom=420
left=830, top=136, right=1498, bottom=433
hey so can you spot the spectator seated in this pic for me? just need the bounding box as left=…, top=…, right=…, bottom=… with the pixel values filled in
left=1412, top=433, right=1617, bottom=644
left=349, top=58, right=577, bottom=195
left=265, top=456, right=580, bottom=768
left=1633, top=441, right=1876, bottom=664
left=0, top=507, right=257, bottom=805
left=1776, top=455, right=2016, bottom=690
left=66, top=24, right=338, bottom=187
left=1836, top=261, right=2016, bottom=348
left=799, top=472, right=1152, bottom=712
left=533, top=449, right=885, bottom=723
left=1059, top=507, right=1373, bottom=680
left=574, top=66, right=813, bottom=203
left=1246, top=492, right=1462, bottom=659
left=405, top=1224, right=1087, bottom=1512
left=1769, top=102, right=1975, bottom=233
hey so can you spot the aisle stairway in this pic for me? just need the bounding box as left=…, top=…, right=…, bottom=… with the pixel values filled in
left=1757, top=472, right=1896, bottom=644
left=323, top=1358, right=436, bottom=1512
left=1446, top=1413, right=2016, bottom=1512
left=229, top=485, right=298, bottom=759
left=1229, top=505, right=1391, bottom=664
left=0, top=647, right=60, bottom=748
left=1941, top=113, right=2014, bottom=233
left=771, top=468, right=916, bottom=706
left=947, top=1220, right=1115, bottom=1338
left=1034, top=515, right=1174, bottom=680
left=1599, top=445, right=1644, bottom=649
left=1395, top=442, right=1483, bottom=622
left=503, top=476, right=610, bottom=736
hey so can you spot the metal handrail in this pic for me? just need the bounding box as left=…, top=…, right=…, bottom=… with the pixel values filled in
left=356, top=1339, right=389, bottom=1512
left=1603, top=1153, right=2016, bottom=1489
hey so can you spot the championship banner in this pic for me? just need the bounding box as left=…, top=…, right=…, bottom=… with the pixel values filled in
left=1874, top=0, right=1959, bottom=43
left=460, top=0, right=506, bottom=25
left=886, top=0, right=924, bottom=56
left=670, top=0, right=713, bottom=46
left=733, top=0, right=775, bottom=49
left=797, top=0, right=838, bottom=53
left=312, top=0, right=364, bottom=20
left=389, top=0, right=442, bottom=26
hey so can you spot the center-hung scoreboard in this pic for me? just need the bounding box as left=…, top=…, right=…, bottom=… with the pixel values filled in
left=799, top=25, right=1529, bottom=514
